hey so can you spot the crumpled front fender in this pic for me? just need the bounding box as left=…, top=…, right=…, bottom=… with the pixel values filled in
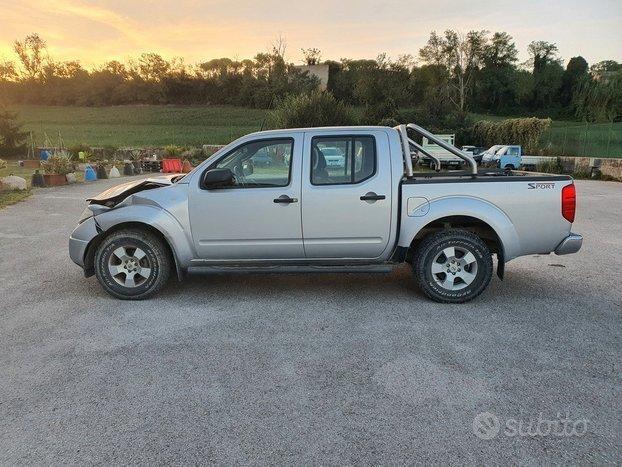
left=93, top=202, right=195, bottom=271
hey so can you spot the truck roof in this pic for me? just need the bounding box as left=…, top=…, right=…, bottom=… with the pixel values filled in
left=247, top=126, right=392, bottom=137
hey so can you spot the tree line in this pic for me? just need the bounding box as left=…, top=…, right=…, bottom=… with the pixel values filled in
left=0, top=32, right=620, bottom=124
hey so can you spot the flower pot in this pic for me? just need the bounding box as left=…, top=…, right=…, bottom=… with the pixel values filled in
left=123, top=162, right=135, bottom=176
left=182, top=160, right=194, bottom=173
left=84, top=165, right=97, bottom=181
left=42, top=174, right=68, bottom=186
left=96, top=165, right=108, bottom=179
left=22, top=160, right=41, bottom=169
left=31, top=171, right=46, bottom=187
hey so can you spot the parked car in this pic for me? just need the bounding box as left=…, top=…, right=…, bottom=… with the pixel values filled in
left=320, top=147, right=346, bottom=167
left=70, top=123, right=582, bottom=303
left=484, top=145, right=551, bottom=171
left=250, top=149, right=272, bottom=167
left=480, top=145, right=505, bottom=164
left=495, top=145, right=522, bottom=169
left=461, top=146, right=485, bottom=163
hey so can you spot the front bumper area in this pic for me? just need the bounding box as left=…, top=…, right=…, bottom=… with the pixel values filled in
left=69, top=217, right=99, bottom=267
left=554, top=233, right=583, bottom=255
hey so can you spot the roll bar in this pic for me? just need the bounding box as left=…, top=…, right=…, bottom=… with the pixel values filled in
left=408, top=138, right=441, bottom=173
left=395, top=123, right=478, bottom=177
left=396, top=124, right=414, bottom=177
left=396, top=125, right=442, bottom=175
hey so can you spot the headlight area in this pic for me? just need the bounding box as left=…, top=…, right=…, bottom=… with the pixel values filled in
left=77, top=206, right=94, bottom=224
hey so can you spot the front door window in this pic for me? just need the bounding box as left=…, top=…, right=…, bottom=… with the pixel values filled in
left=214, top=138, right=293, bottom=188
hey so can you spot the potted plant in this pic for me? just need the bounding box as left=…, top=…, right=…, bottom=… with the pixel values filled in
left=130, top=150, right=143, bottom=174
left=41, top=153, right=74, bottom=186
left=76, top=150, right=92, bottom=172
left=96, top=160, right=109, bottom=179
left=68, top=143, right=92, bottom=171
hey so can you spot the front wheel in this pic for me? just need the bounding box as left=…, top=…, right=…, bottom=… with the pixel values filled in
left=412, top=229, right=493, bottom=303
left=94, top=229, right=171, bottom=300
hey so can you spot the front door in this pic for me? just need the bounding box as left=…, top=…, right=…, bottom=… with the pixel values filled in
left=188, top=135, right=304, bottom=260
left=301, top=131, right=393, bottom=259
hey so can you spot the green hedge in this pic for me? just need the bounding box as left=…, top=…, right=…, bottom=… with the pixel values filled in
left=267, top=91, right=357, bottom=129
left=472, top=117, right=551, bottom=152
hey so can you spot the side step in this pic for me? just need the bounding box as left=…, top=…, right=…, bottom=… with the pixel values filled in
left=187, top=264, right=395, bottom=275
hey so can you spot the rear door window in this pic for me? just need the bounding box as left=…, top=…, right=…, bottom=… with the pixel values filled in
left=311, top=136, right=376, bottom=185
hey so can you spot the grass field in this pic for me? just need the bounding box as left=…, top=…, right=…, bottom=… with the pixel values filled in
left=6, top=105, right=621, bottom=158
left=471, top=113, right=622, bottom=158
left=9, top=105, right=269, bottom=149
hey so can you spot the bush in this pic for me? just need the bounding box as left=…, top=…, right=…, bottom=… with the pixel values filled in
left=267, top=91, right=358, bottom=129
left=472, top=117, right=551, bottom=153
left=377, top=117, right=400, bottom=127
left=0, top=158, right=6, bottom=169
left=164, top=145, right=184, bottom=157
left=361, top=98, right=398, bottom=125
left=41, top=153, right=74, bottom=175
left=0, top=107, right=27, bottom=157
left=396, top=107, right=471, bottom=130
left=536, top=158, right=563, bottom=174
left=68, top=143, right=91, bottom=157
left=181, top=147, right=207, bottom=166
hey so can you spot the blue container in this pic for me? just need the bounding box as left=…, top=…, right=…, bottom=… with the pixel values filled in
left=84, top=165, right=97, bottom=181
left=39, top=149, right=50, bottom=161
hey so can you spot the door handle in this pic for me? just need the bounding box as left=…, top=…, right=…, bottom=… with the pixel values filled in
left=273, top=195, right=298, bottom=204
left=360, top=192, right=386, bottom=201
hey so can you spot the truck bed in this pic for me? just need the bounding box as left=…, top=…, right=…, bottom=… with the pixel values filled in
left=399, top=169, right=574, bottom=262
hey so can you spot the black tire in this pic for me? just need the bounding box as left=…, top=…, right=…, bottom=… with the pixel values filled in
left=412, top=229, right=493, bottom=303
left=94, top=228, right=171, bottom=300
left=504, top=164, right=515, bottom=170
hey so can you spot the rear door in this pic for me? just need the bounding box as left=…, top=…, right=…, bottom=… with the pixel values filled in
left=301, top=130, right=393, bottom=259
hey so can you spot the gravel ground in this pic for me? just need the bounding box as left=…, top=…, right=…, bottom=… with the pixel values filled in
left=0, top=177, right=620, bottom=464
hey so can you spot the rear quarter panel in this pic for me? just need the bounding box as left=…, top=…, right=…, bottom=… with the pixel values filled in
left=400, top=176, right=574, bottom=261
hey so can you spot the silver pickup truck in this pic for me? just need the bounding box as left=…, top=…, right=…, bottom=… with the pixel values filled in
left=69, top=123, right=582, bottom=303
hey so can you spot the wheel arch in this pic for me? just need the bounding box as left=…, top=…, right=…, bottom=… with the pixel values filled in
left=84, top=219, right=187, bottom=281
left=400, top=197, right=521, bottom=279
left=406, top=215, right=506, bottom=279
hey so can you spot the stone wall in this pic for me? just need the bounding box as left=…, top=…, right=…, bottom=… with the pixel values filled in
left=558, top=157, right=622, bottom=181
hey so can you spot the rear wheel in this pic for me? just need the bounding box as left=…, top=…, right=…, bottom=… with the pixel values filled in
left=412, top=229, right=493, bottom=303
left=94, top=229, right=171, bottom=300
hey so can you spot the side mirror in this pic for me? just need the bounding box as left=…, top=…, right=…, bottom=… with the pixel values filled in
left=201, top=168, right=235, bottom=189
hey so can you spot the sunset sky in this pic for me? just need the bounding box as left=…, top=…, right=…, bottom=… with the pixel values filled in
left=1, top=0, right=620, bottom=68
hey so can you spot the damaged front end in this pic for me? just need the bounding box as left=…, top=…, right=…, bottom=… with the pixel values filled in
left=86, top=174, right=182, bottom=207
left=70, top=174, right=185, bottom=275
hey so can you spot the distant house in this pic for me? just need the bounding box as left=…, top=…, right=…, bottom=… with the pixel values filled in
left=295, top=64, right=330, bottom=91
left=592, top=70, right=616, bottom=83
